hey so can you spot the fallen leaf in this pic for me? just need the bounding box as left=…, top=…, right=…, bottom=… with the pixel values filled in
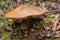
left=56, top=25, right=60, bottom=30
left=0, top=9, right=4, bottom=15
left=5, top=26, right=13, bottom=32
left=0, top=38, right=3, bottom=40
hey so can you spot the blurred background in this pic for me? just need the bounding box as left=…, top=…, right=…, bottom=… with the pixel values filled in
left=0, top=0, right=60, bottom=40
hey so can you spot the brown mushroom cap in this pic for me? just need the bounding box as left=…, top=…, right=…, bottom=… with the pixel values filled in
left=5, top=5, right=48, bottom=19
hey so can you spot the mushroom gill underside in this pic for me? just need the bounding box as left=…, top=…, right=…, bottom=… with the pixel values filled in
left=11, top=14, right=54, bottom=40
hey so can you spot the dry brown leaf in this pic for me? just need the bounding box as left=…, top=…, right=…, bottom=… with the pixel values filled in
left=56, top=25, right=60, bottom=30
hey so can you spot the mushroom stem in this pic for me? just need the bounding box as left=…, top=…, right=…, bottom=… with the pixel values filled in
left=19, top=19, right=31, bottom=37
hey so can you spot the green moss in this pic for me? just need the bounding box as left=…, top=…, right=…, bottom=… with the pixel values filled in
left=0, top=16, right=3, bottom=21
left=48, top=14, right=57, bottom=21
left=1, top=32, right=12, bottom=40
left=54, top=38, right=60, bottom=40
left=0, top=1, right=4, bottom=6
left=7, top=19, right=13, bottom=25
left=4, top=0, right=9, bottom=3
left=0, top=23, right=5, bottom=30
left=46, top=38, right=53, bottom=40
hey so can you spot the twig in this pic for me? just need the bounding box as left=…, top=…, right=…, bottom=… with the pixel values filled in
left=52, top=14, right=59, bottom=31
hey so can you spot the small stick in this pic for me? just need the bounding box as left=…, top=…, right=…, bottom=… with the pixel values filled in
left=52, top=14, right=59, bottom=31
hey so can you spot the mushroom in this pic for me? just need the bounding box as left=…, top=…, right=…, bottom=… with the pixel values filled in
left=5, top=5, right=48, bottom=37
left=5, top=5, right=47, bottom=19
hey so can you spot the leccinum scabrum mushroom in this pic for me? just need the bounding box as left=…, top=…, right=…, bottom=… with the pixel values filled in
left=5, top=5, right=48, bottom=37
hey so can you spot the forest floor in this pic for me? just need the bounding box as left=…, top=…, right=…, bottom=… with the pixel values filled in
left=0, top=0, right=60, bottom=40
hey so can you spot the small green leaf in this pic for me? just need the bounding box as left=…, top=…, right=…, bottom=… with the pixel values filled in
left=0, top=1, right=4, bottom=6
left=0, top=16, right=3, bottom=21
left=52, top=0, right=56, bottom=2
left=13, top=28, right=18, bottom=33
left=0, top=23, right=4, bottom=28
left=48, top=14, right=57, bottom=21
left=46, top=38, right=52, bottom=40
left=40, top=2, right=43, bottom=7
left=55, top=38, right=60, bottom=40
left=25, top=0, right=29, bottom=1
left=1, top=32, right=11, bottom=40
left=50, top=14, right=56, bottom=18
left=7, top=19, right=13, bottom=25
left=31, top=28, right=35, bottom=32
left=48, top=17, right=54, bottom=21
